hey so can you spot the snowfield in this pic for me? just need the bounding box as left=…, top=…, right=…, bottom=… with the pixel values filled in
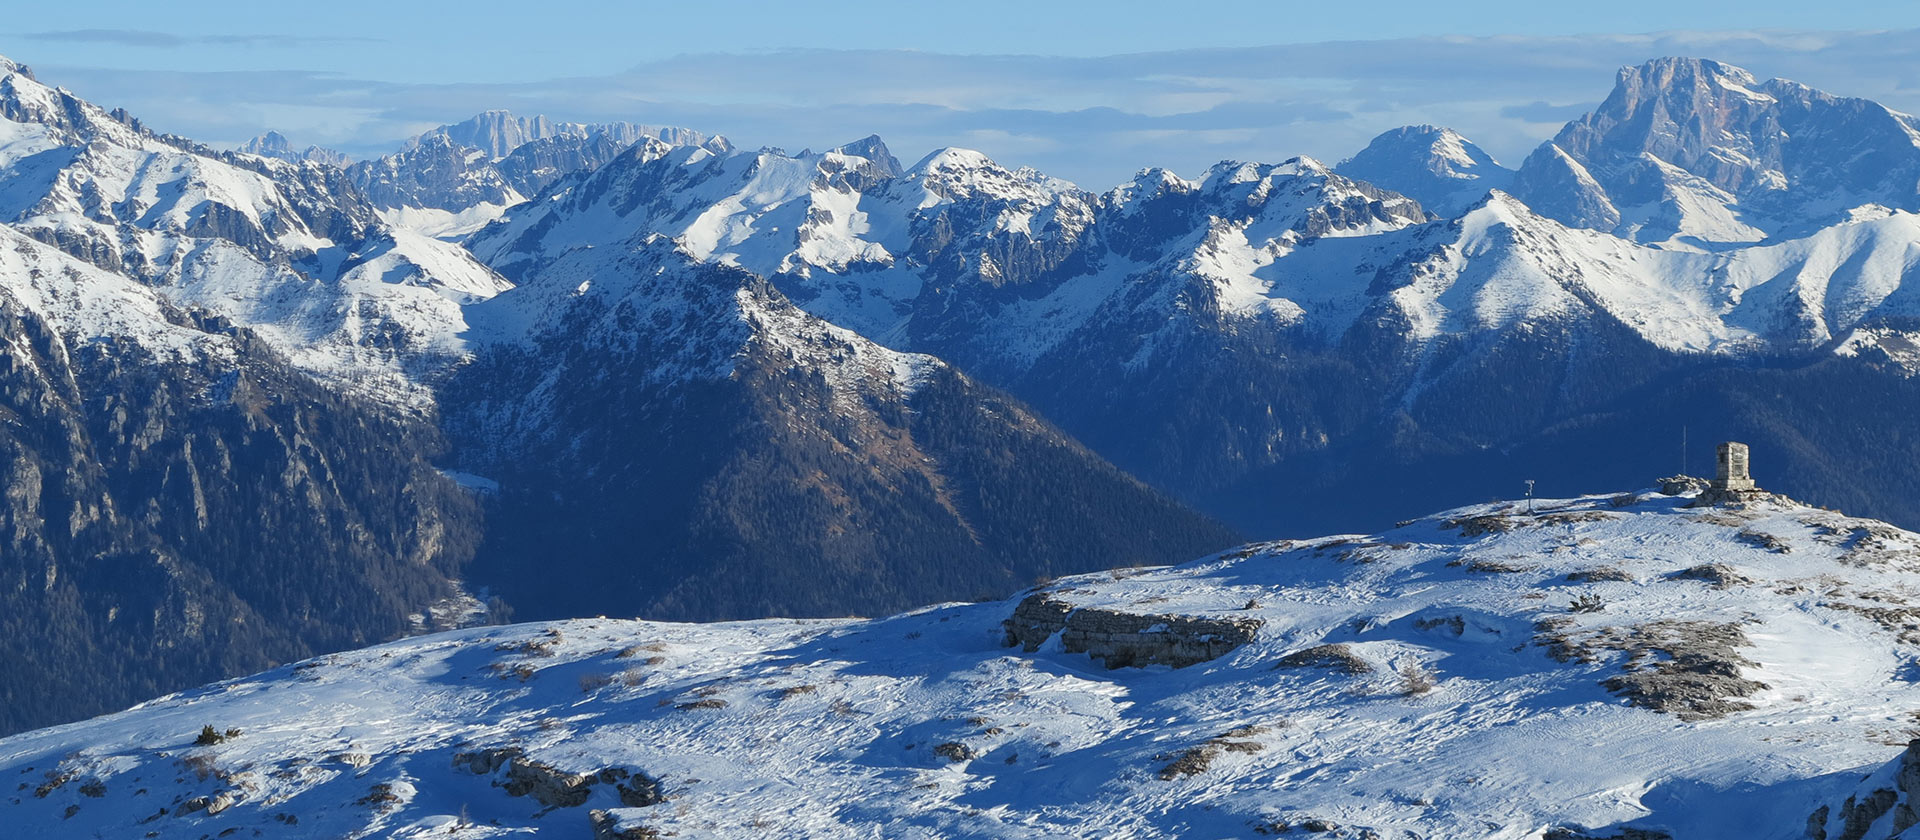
left=8, top=485, right=1920, bottom=838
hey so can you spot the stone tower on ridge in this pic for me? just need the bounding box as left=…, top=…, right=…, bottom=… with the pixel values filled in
left=1712, top=441, right=1755, bottom=492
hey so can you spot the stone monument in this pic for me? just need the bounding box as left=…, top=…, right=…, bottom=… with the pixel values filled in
left=1712, top=441, right=1755, bottom=492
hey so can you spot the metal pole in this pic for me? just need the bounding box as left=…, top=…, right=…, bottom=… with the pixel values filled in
left=1525, top=479, right=1535, bottom=514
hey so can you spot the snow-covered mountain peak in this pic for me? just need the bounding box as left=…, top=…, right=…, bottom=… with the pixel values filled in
left=1421, top=126, right=1494, bottom=173
left=357, top=111, right=720, bottom=239
left=1184, top=157, right=1429, bottom=240
left=0, top=64, right=142, bottom=149
left=13, top=484, right=1920, bottom=838
left=904, top=146, right=1076, bottom=200
left=1275, top=154, right=1331, bottom=177
left=1338, top=125, right=1515, bottom=218
left=237, top=130, right=311, bottom=163
left=1109, top=166, right=1200, bottom=209
left=909, top=145, right=996, bottom=173
left=1568, top=57, right=1782, bottom=178
left=424, top=109, right=542, bottom=159
left=1349, top=189, right=1745, bottom=353
left=1207, top=156, right=1328, bottom=188
left=1455, top=187, right=1534, bottom=225
left=1514, top=56, right=1920, bottom=245
left=1199, top=157, right=1347, bottom=194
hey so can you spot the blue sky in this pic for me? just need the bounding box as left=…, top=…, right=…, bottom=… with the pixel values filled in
left=6, top=3, right=1920, bottom=187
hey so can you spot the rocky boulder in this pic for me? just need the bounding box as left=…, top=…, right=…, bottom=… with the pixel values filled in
left=454, top=747, right=662, bottom=809
left=1003, top=591, right=1261, bottom=668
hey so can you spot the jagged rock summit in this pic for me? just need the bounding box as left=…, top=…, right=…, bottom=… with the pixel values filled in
left=349, top=110, right=723, bottom=238
left=411, top=110, right=710, bottom=161
left=8, top=484, right=1920, bottom=838
left=1511, top=57, right=1920, bottom=246
left=238, top=130, right=350, bottom=167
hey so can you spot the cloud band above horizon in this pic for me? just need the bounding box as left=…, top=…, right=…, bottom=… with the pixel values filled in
left=11, top=28, right=1920, bottom=189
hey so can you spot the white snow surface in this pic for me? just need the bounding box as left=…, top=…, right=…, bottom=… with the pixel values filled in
left=8, top=488, right=1920, bottom=838
left=377, top=201, right=521, bottom=241
left=1339, top=193, right=1920, bottom=358
left=0, top=225, right=235, bottom=365
left=144, top=229, right=511, bottom=407
left=1607, top=154, right=1769, bottom=249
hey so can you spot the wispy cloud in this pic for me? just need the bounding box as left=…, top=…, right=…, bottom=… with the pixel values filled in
left=23, top=29, right=382, bottom=49
left=1500, top=101, right=1599, bottom=124
left=20, top=28, right=1920, bottom=189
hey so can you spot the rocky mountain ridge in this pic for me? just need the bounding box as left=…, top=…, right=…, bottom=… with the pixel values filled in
left=454, top=58, right=1920, bottom=536
left=350, top=111, right=726, bottom=239
left=412, top=110, right=709, bottom=161
left=440, top=236, right=1238, bottom=621
left=238, top=131, right=349, bottom=168
left=0, top=52, right=1247, bottom=736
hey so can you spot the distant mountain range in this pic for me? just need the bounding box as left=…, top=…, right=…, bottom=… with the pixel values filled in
left=451, top=56, right=1920, bottom=539
left=6, top=51, right=1920, bottom=735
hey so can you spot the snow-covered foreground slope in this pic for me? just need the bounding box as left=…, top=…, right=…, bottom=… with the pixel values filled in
left=10, top=485, right=1920, bottom=838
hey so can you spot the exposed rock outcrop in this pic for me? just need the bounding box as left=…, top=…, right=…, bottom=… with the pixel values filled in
left=1543, top=827, right=1673, bottom=840
left=1002, top=591, right=1262, bottom=668
left=1806, top=738, right=1920, bottom=840
left=1274, top=644, right=1374, bottom=675
left=1157, top=725, right=1272, bottom=780
left=1003, top=593, right=1076, bottom=652
left=1665, top=563, right=1752, bottom=589
left=591, top=808, right=663, bottom=840
left=1688, top=487, right=1781, bottom=508
left=453, top=747, right=662, bottom=809
left=1657, top=476, right=1709, bottom=496
left=1598, top=621, right=1767, bottom=720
